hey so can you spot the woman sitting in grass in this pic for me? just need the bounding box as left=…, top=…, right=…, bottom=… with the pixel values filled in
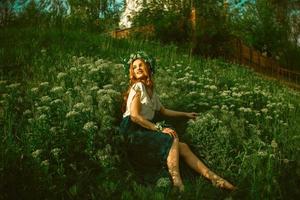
left=120, top=51, right=236, bottom=192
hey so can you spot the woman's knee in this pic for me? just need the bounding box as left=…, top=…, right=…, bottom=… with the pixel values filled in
left=173, top=137, right=179, bottom=144
left=179, top=142, right=190, bottom=155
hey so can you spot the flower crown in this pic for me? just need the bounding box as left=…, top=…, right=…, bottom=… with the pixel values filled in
left=122, top=51, right=156, bottom=74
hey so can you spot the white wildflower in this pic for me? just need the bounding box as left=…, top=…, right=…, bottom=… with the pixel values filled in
left=212, top=105, right=219, bottom=109
left=88, top=67, right=99, bottom=75
left=106, top=89, right=120, bottom=96
left=261, top=108, right=268, bottom=113
left=100, top=63, right=110, bottom=69
left=74, top=86, right=81, bottom=91
left=288, top=104, right=295, bottom=110
left=244, top=108, right=252, bottom=113
left=188, top=91, right=197, bottom=96
left=90, top=86, right=99, bottom=91
left=232, top=92, right=242, bottom=98
left=95, top=59, right=104, bottom=66
left=221, top=105, right=229, bottom=110
left=38, top=114, right=47, bottom=121
left=51, top=148, right=61, bottom=158
left=185, top=66, right=191, bottom=71
left=0, top=100, right=6, bottom=105
left=50, top=86, right=64, bottom=94
left=189, top=80, right=197, bottom=85
left=39, top=82, right=49, bottom=87
left=41, top=160, right=49, bottom=167
left=32, top=149, right=42, bottom=158
left=266, top=116, right=273, bottom=120
left=28, top=118, right=34, bottom=123
left=160, top=93, right=168, bottom=99
left=73, top=102, right=85, bottom=111
left=156, top=177, right=171, bottom=188
left=103, top=84, right=113, bottom=89
left=66, top=110, right=79, bottom=118
left=50, top=127, right=58, bottom=134
left=23, top=109, right=32, bottom=116
left=209, top=85, right=217, bottom=90
left=70, top=67, right=77, bottom=73
left=0, top=80, right=7, bottom=85
left=82, top=79, right=88, bottom=84
left=257, top=151, right=267, bottom=157
left=40, top=96, right=51, bottom=103
left=82, top=107, right=91, bottom=113
left=30, top=87, right=39, bottom=93
left=271, top=139, right=278, bottom=149
left=57, top=72, right=67, bottom=80
left=78, top=56, right=86, bottom=63
left=83, top=121, right=98, bottom=132
left=37, top=106, right=50, bottom=113
left=50, top=99, right=63, bottom=105
left=97, top=89, right=106, bottom=96
left=220, top=90, right=231, bottom=96
left=231, top=87, right=238, bottom=91
left=177, top=77, right=186, bottom=82
left=238, top=107, right=245, bottom=112
left=6, top=83, right=21, bottom=89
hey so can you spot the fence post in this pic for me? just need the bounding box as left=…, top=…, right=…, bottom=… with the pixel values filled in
left=238, top=39, right=242, bottom=65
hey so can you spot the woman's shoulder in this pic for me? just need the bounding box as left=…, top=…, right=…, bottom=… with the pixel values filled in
left=131, top=81, right=146, bottom=91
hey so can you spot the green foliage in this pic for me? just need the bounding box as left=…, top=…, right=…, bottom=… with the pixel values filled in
left=1, top=26, right=300, bottom=199
left=133, top=0, right=192, bottom=44
left=193, top=0, right=233, bottom=58
left=67, top=0, right=122, bottom=32
left=230, top=0, right=300, bottom=71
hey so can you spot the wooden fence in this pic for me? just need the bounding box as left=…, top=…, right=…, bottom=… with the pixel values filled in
left=110, top=25, right=154, bottom=39
left=108, top=25, right=300, bottom=89
left=231, top=39, right=300, bottom=89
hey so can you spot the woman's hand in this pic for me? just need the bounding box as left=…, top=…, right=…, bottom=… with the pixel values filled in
left=185, top=112, right=198, bottom=120
left=162, top=128, right=177, bottom=138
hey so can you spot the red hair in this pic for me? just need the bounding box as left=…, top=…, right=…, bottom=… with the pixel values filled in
left=121, top=59, right=154, bottom=113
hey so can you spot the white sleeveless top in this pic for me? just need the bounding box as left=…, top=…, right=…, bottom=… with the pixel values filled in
left=123, top=82, right=162, bottom=120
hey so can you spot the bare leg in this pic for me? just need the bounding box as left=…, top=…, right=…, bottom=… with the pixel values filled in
left=167, top=138, right=184, bottom=192
left=179, top=142, right=236, bottom=190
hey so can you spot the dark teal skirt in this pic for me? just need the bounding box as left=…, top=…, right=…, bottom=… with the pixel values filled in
left=120, top=115, right=174, bottom=183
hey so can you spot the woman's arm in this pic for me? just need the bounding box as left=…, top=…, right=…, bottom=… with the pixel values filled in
left=160, top=106, right=198, bottom=119
left=130, top=91, right=177, bottom=137
left=130, top=91, right=157, bottom=131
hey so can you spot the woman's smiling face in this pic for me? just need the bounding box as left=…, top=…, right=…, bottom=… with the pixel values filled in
left=132, top=59, right=148, bottom=80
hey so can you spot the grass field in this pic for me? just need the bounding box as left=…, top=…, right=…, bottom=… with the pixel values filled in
left=1, top=26, right=299, bottom=200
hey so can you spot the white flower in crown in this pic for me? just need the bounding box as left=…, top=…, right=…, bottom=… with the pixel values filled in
left=122, top=51, right=156, bottom=74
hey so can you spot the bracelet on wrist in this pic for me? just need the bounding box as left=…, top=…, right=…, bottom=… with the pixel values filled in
left=155, top=121, right=166, bottom=132
left=155, top=123, right=163, bottom=131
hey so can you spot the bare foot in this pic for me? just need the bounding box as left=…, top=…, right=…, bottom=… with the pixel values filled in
left=206, top=171, right=237, bottom=191
left=174, top=183, right=185, bottom=193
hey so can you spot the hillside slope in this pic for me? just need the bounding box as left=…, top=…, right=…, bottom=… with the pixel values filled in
left=1, top=27, right=299, bottom=200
